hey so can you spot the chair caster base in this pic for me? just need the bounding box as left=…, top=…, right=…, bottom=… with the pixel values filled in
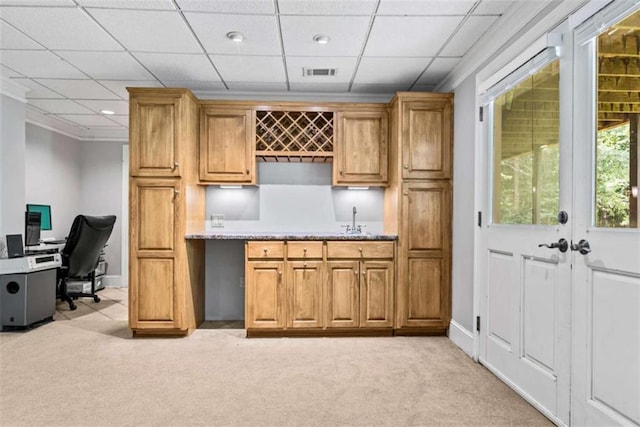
left=93, top=296, right=101, bottom=303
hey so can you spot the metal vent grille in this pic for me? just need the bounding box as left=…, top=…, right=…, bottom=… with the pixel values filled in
left=303, top=68, right=337, bottom=77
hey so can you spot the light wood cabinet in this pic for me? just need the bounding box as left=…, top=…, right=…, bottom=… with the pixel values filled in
left=199, top=107, right=255, bottom=183
left=128, top=88, right=205, bottom=337
left=245, top=261, right=285, bottom=329
left=326, top=261, right=360, bottom=328
left=287, top=260, right=323, bottom=328
left=386, top=92, right=453, bottom=335
left=334, top=110, right=389, bottom=186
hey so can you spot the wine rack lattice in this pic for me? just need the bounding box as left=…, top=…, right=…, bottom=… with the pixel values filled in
left=256, top=110, right=334, bottom=158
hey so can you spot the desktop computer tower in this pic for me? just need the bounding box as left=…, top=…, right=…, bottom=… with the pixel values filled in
left=0, top=269, right=56, bottom=330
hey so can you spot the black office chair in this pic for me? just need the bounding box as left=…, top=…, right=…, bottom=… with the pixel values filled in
left=58, top=215, right=116, bottom=311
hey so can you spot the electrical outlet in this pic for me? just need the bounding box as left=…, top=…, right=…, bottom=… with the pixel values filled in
left=239, top=276, right=245, bottom=288
left=210, top=214, right=224, bottom=227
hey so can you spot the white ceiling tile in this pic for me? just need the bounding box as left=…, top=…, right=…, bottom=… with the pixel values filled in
left=440, top=16, right=498, bottom=56
left=87, top=9, right=201, bottom=53
left=34, top=79, right=120, bottom=99
left=0, top=1, right=74, bottom=5
left=0, top=7, right=122, bottom=50
left=160, top=80, right=227, bottom=91
left=412, top=84, right=437, bottom=92
left=0, top=51, right=87, bottom=78
left=98, top=80, right=163, bottom=99
left=377, top=0, right=475, bottom=15
left=28, top=99, right=94, bottom=114
left=290, top=82, right=350, bottom=92
left=186, top=13, right=281, bottom=55
left=286, top=56, right=358, bottom=83
left=354, top=57, right=429, bottom=84
left=75, top=99, right=129, bottom=115
left=417, top=57, right=460, bottom=84
left=211, top=55, right=285, bottom=83
left=102, top=114, right=129, bottom=127
left=365, top=16, right=463, bottom=57
left=10, top=78, right=64, bottom=98
left=0, top=22, right=45, bottom=49
left=474, top=0, right=515, bottom=15
left=1, top=64, right=23, bottom=77
left=281, top=16, right=370, bottom=57
left=133, top=53, right=219, bottom=81
left=350, top=83, right=408, bottom=93
left=57, top=114, right=123, bottom=127
left=278, top=0, right=376, bottom=15
left=226, top=82, right=287, bottom=91
left=56, top=51, right=155, bottom=80
left=76, top=0, right=176, bottom=9
left=176, top=0, right=275, bottom=13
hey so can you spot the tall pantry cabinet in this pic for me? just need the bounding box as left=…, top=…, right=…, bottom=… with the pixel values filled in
left=128, top=88, right=205, bottom=336
left=385, top=93, right=453, bottom=335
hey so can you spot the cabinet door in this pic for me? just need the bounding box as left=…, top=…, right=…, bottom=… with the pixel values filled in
left=360, top=261, right=394, bottom=328
left=334, top=111, right=388, bottom=185
left=200, top=108, right=255, bottom=183
left=130, top=96, right=182, bottom=177
left=287, top=261, right=323, bottom=329
left=401, top=98, right=452, bottom=180
left=398, top=256, right=449, bottom=328
left=246, top=261, right=284, bottom=329
left=325, top=261, right=359, bottom=328
left=129, top=178, right=182, bottom=330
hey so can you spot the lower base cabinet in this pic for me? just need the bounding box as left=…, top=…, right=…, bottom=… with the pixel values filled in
left=245, top=240, right=395, bottom=336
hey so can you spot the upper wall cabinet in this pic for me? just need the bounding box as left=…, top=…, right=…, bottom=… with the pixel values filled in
left=199, top=107, right=256, bottom=184
left=333, top=110, right=389, bottom=186
left=130, top=92, right=188, bottom=177
left=401, top=98, right=452, bottom=180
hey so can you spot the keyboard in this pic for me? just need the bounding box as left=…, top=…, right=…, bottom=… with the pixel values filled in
left=43, top=239, right=66, bottom=245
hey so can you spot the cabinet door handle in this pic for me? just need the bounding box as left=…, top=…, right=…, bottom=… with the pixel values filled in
left=339, top=170, right=343, bottom=175
left=173, top=162, right=179, bottom=170
left=246, top=169, right=250, bottom=175
left=403, top=164, right=408, bottom=169
left=403, top=191, right=408, bottom=196
left=263, top=248, right=268, bottom=255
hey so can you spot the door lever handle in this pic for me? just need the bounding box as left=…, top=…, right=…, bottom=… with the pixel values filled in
left=571, top=239, right=591, bottom=255
left=538, top=238, right=568, bottom=253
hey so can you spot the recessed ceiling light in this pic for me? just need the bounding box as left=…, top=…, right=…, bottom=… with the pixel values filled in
left=313, top=34, right=330, bottom=44
left=100, top=109, right=115, bottom=115
left=226, top=31, right=244, bottom=43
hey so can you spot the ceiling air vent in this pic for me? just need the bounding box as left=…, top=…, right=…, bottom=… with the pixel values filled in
left=303, top=68, right=337, bottom=77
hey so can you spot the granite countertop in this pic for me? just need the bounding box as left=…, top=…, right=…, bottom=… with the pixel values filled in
left=185, top=231, right=398, bottom=241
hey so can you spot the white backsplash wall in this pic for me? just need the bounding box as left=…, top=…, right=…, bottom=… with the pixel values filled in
left=205, top=163, right=384, bottom=233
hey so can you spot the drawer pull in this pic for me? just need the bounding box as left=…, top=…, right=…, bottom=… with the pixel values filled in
left=403, top=164, right=408, bottom=169
left=263, top=248, right=268, bottom=254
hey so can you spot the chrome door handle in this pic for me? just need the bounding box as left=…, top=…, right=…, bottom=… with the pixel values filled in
left=571, top=239, right=591, bottom=255
left=538, top=238, right=568, bottom=253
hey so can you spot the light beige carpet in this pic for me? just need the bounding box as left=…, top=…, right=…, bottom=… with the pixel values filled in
left=0, top=288, right=551, bottom=426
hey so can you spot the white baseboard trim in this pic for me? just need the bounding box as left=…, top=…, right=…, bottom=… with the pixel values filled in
left=102, top=275, right=124, bottom=287
left=448, top=320, right=474, bottom=357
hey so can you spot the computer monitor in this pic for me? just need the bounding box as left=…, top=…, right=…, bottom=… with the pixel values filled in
left=26, top=204, right=52, bottom=231
left=25, top=211, right=41, bottom=246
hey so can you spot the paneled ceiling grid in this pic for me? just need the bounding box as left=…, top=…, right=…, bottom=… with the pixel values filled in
left=0, top=0, right=513, bottom=139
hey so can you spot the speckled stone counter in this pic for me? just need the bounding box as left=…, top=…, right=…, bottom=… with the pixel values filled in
left=185, top=231, right=398, bottom=241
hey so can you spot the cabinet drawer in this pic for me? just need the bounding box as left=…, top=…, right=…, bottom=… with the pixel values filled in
left=247, top=241, right=285, bottom=259
left=326, top=241, right=394, bottom=259
left=287, top=241, right=323, bottom=259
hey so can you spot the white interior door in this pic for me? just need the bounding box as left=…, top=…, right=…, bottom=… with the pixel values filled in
left=479, top=43, right=572, bottom=425
left=572, top=4, right=640, bottom=425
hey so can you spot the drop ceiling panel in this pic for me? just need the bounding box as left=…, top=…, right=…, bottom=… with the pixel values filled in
left=377, top=0, right=475, bottom=15
left=56, top=51, right=156, bottom=80
left=355, top=57, right=430, bottom=84
left=1, top=64, right=23, bottom=77
left=34, top=79, right=120, bottom=99
left=350, top=83, right=409, bottom=93
left=365, top=16, right=463, bottom=57
left=0, top=7, right=122, bottom=51
left=211, top=55, right=285, bottom=83
left=281, top=16, right=370, bottom=57
left=176, top=0, right=275, bottom=14
left=186, top=13, right=281, bottom=55
left=57, top=114, right=123, bottom=127
left=133, top=53, right=219, bottom=81
left=474, top=0, right=514, bottom=15
left=417, top=57, right=460, bottom=84
left=286, top=56, right=357, bottom=83
left=0, top=51, right=87, bottom=78
left=278, top=0, right=377, bottom=15
left=440, top=16, right=499, bottom=56
left=0, top=23, right=44, bottom=49
left=225, top=82, right=287, bottom=91
left=10, top=78, right=64, bottom=98
left=412, top=84, right=436, bottom=92
left=76, top=0, right=176, bottom=9
left=289, top=82, right=350, bottom=92
left=87, top=9, right=201, bottom=53
left=0, top=1, right=74, bottom=5
left=103, top=114, right=129, bottom=127
left=160, top=80, right=226, bottom=91
left=98, top=80, right=163, bottom=99
left=28, top=99, right=94, bottom=114
left=75, top=99, right=129, bottom=115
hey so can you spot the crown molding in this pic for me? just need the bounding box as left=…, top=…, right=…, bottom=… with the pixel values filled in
left=0, top=77, right=28, bottom=103
left=25, top=106, right=128, bottom=142
left=194, top=90, right=394, bottom=104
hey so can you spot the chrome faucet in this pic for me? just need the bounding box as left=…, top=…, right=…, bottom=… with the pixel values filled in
left=342, top=206, right=364, bottom=234
left=352, top=206, right=357, bottom=230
